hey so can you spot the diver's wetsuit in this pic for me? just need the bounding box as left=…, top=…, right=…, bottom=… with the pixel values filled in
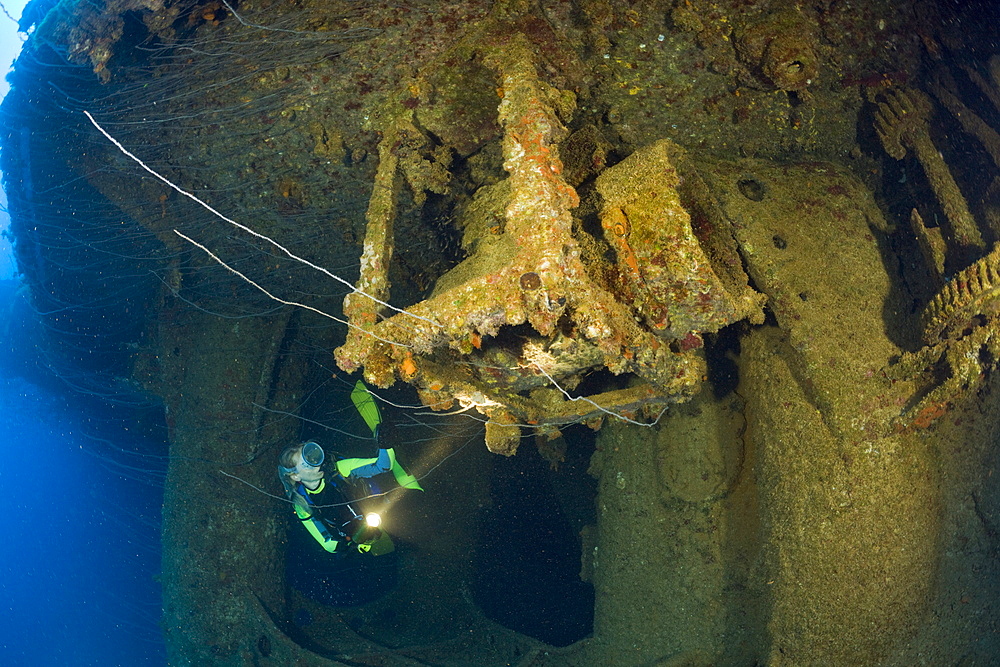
left=285, top=455, right=400, bottom=606
left=291, top=450, right=392, bottom=553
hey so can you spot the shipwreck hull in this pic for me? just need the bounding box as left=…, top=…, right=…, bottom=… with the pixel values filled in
left=4, top=0, right=1000, bottom=664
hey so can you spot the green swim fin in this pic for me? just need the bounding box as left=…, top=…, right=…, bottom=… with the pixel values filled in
left=335, top=448, right=423, bottom=491
left=350, top=380, right=382, bottom=435
left=348, top=381, right=423, bottom=491
left=368, top=531, right=395, bottom=556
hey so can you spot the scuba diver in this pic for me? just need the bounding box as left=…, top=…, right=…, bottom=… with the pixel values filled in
left=278, top=380, right=422, bottom=556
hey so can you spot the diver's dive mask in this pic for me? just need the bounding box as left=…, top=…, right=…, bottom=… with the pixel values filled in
left=300, top=441, right=325, bottom=469
left=278, top=441, right=326, bottom=477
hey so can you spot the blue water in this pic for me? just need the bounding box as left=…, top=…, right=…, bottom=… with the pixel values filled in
left=0, top=281, right=166, bottom=666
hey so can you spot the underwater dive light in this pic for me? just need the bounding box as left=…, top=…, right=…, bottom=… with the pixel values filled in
left=350, top=512, right=383, bottom=546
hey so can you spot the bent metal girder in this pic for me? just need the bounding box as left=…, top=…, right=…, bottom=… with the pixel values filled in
left=335, top=32, right=759, bottom=453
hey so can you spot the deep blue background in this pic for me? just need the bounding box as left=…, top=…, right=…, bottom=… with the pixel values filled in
left=0, top=280, right=166, bottom=666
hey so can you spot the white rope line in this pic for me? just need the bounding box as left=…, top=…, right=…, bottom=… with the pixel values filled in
left=220, top=0, right=380, bottom=36
left=83, top=110, right=440, bottom=328
left=529, top=363, right=668, bottom=427
left=219, top=469, right=406, bottom=508
left=250, top=402, right=372, bottom=440
left=84, top=111, right=668, bottom=434
left=174, top=231, right=408, bottom=347
left=416, top=402, right=481, bottom=416
left=219, top=470, right=291, bottom=503
left=220, top=469, right=402, bottom=508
